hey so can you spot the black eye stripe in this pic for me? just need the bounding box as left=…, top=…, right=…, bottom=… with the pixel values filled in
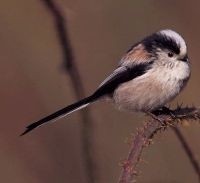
left=143, top=33, right=180, bottom=55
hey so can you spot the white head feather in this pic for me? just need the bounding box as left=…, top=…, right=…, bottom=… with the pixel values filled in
left=160, top=29, right=187, bottom=57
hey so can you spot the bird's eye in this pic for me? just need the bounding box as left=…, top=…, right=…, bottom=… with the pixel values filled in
left=168, top=52, right=174, bottom=57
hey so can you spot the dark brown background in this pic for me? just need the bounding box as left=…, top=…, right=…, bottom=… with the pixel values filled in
left=1, top=0, right=200, bottom=182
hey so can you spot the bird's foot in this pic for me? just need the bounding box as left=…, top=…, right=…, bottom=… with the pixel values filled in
left=145, top=112, right=167, bottom=127
left=146, top=107, right=176, bottom=127
left=152, top=107, right=176, bottom=119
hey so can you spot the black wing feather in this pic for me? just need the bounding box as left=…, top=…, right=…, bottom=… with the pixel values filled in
left=20, top=95, right=96, bottom=136
left=93, top=61, right=153, bottom=97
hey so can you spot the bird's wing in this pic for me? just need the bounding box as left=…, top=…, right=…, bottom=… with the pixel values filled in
left=92, top=61, right=154, bottom=98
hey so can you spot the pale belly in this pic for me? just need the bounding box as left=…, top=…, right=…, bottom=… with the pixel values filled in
left=112, top=58, right=190, bottom=112
left=113, top=73, right=187, bottom=112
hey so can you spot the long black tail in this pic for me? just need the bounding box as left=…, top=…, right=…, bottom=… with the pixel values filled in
left=20, top=94, right=97, bottom=136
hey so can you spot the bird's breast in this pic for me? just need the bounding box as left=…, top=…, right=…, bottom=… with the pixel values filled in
left=113, top=61, right=190, bottom=112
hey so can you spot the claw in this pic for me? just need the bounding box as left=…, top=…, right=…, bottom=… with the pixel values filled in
left=145, top=112, right=166, bottom=126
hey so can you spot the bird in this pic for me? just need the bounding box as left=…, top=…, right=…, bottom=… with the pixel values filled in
left=21, top=29, right=190, bottom=136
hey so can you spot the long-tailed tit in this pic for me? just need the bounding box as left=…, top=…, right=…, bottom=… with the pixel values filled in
left=21, top=29, right=190, bottom=136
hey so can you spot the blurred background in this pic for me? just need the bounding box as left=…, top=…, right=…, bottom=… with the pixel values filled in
left=1, top=0, right=200, bottom=182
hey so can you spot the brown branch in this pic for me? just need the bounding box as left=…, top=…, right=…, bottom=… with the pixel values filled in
left=118, top=106, right=200, bottom=183
left=40, top=1, right=96, bottom=183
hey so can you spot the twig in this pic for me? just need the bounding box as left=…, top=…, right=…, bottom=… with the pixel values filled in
left=118, top=106, right=200, bottom=183
left=172, top=126, right=200, bottom=181
left=40, top=1, right=95, bottom=183
left=170, top=104, right=200, bottom=180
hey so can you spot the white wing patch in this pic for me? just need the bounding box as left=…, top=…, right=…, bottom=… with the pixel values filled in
left=98, top=67, right=127, bottom=88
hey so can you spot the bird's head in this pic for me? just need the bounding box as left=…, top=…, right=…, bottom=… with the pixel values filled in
left=143, top=29, right=189, bottom=64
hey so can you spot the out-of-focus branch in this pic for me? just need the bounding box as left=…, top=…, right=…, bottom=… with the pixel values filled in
left=118, top=106, right=200, bottom=183
left=41, top=1, right=95, bottom=183
left=172, top=126, right=200, bottom=181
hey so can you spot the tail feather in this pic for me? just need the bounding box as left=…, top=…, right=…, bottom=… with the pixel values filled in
left=20, top=95, right=96, bottom=136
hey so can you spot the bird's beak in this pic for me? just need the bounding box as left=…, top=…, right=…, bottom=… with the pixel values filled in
left=180, top=55, right=189, bottom=62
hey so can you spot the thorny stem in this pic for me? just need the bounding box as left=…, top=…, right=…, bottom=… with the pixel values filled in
left=41, top=1, right=95, bottom=183
left=118, top=106, right=200, bottom=183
